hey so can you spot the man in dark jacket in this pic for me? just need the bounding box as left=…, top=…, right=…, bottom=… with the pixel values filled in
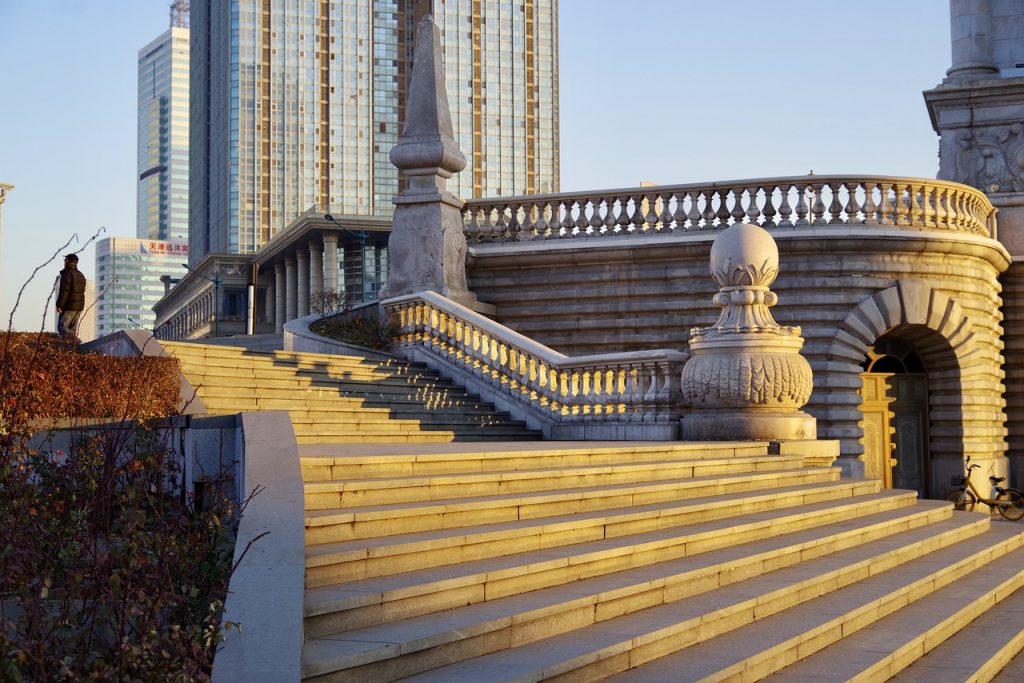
left=56, top=254, right=86, bottom=341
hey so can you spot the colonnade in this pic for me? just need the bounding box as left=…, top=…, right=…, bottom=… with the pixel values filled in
left=264, top=236, right=361, bottom=333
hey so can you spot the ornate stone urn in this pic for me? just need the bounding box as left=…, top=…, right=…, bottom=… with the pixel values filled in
left=680, top=223, right=816, bottom=441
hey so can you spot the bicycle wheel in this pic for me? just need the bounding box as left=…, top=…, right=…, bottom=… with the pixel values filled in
left=997, top=488, right=1024, bottom=521
left=947, top=488, right=976, bottom=511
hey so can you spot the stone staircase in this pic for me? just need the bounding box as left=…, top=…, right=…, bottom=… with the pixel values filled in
left=162, top=341, right=540, bottom=444
left=297, top=441, right=1024, bottom=682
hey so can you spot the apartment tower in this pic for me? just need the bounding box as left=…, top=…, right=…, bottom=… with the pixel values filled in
left=188, top=0, right=559, bottom=264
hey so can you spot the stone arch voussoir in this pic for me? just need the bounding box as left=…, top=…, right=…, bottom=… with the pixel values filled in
left=822, top=279, right=976, bottom=461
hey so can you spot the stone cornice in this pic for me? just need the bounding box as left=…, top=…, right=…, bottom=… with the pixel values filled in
left=924, top=76, right=1024, bottom=131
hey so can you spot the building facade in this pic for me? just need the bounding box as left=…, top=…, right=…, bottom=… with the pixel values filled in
left=188, top=0, right=558, bottom=264
left=137, top=26, right=190, bottom=242
left=95, top=237, right=189, bottom=336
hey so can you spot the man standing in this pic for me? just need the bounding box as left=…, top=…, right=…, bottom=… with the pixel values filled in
left=56, top=254, right=86, bottom=341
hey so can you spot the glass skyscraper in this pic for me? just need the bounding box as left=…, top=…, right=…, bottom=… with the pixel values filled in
left=137, top=26, right=190, bottom=241
left=189, top=0, right=559, bottom=263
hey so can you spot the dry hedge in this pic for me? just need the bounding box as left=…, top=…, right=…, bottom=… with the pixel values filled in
left=0, top=333, right=181, bottom=421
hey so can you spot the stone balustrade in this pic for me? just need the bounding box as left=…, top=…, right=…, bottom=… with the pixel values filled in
left=462, top=175, right=997, bottom=243
left=382, top=291, right=688, bottom=438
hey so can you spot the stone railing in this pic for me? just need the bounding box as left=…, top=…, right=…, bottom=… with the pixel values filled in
left=382, top=292, right=688, bottom=438
left=462, top=175, right=998, bottom=243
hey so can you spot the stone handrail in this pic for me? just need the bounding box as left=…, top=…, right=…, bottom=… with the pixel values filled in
left=382, top=292, right=688, bottom=430
left=462, top=175, right=998, bottom=243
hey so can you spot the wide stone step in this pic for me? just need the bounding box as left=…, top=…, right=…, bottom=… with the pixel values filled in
left=199, top=394, right=496, bottom=412
left=300, top=505, right=983, bottom=682
left=303, top=500, right=955, bottom=638
left=297, top=433, right=466, bottom=445
left=180, top=371, right=464, bottom=393
left=304, top=480, right=890, bottom=588
left=593, top=521, right=1023, bottom=683
left=823, top=553, right=1024, bottom=682
left=304, top=459, right=822, bottom=542
left=302, top=456, right=816, bottom=512
left=298, top=442, right=771, bottom=481
left=994, top=647, right=1024, bottom=682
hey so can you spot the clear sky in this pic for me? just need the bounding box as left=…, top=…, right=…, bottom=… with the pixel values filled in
left=0, top=1, right=950, bottom=332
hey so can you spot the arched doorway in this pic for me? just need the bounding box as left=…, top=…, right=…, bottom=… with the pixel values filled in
left=859, top=339, right=930, bottom=497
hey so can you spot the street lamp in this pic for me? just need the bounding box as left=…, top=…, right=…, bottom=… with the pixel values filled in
left=324, top=214, right=369, bottom=304
left=182, top=263, right=221, bottom=338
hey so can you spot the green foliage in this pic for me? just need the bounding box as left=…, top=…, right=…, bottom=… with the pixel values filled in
left=310, top=310, right=399, bottom=351
left=0, top=334, right=239, bottom=681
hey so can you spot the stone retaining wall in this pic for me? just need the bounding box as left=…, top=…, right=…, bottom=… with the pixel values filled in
left=468, top=227, right=1011, bottom=487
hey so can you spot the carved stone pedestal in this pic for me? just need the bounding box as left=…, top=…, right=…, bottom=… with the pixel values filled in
left=680, top=223, right=816, bottom=441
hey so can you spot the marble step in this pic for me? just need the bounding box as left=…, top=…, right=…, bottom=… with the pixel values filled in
left=854, top=557, right=1024, bottom=683
left=303, top=500, right=955, bottom=638
left=180, top=372, right=466, bottom=393
left=297, top=442, right=771, bottom=481
left=304, top=460, right=825, bottom=543
left=595, top=521, right=1023, bottom=683
left=304, top=480, right=890, bottom=587
left=302, top=455, right=814, bottom=511
left=301, top=506, right=981, bottom=682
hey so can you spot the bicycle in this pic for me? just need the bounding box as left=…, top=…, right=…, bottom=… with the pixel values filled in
left=946, top=456, right=1024, bottom=521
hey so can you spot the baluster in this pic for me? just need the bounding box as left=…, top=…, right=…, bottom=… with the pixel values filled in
left=730, top=188, right=747, bottom=224
left=696, top=191, right=713, bottom=228
left=744, top=186, right=762, bottom=225
left=794, top=185, right=810, bottom=226
left=658, top=192, right=673, bottom=231
left=777, top=184, right=793, bottom=227
left=673, top=191, right=689, bottom=229
left=465, top=207, right=480, bottom=243
left=642, top=363, right=658, bottom=422
left=613, top=196, right=630, bottom=234
left=577, top=198, right=593, bottom=236
left=532, top=200, right=548, bottom=238
left=517, top=202, right=534, bottom=241
left=934, top=187, right=948, bottom=229
left=589, top=197, right=606, bottom=234
left=827, top=182, right=844, bottom=224
left=810, top=183, right=826, bottom=224
left=892, top=183, right=909, bottom=225
left=624, top=364, right=640, bottom=421
left=909, top=183, right=923, bottom=226
left=862, top=182, right=879, bottom=224
left=684, top=191, right=701, bottom=230
left=644, top=192, right=660, bottom=230
left=843, top=182, right=861, bottom=224
left=920, top=185, right=935, bottom=228
left=629, top=195, right=646, bottom=233
left=715, top=189, right=732, bottom=226
left=656, top=363, right=674, bottom=420
left=601, top=197, right=617, bottom=235
left=559, top=199, right=574, bottom=236
left=949, top=190, right=963, bottom=230
left=878, top=183, right=894, bottom=224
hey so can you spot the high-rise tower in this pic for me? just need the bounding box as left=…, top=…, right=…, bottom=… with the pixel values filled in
left=137, top=23, right=190, bottom=241
left=188, top=0, right=559, bottom=264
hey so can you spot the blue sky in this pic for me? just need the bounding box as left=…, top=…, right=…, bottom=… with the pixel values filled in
left=0, top=1, right=950, bottom=332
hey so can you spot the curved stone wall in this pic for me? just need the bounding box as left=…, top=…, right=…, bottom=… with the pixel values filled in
left=467, top=227, right=1010, bottom=484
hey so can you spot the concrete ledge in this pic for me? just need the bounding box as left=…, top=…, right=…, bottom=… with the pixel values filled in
left=283, top=313, right=396, bottom=360
left=212, top=411, right=304, bottom=683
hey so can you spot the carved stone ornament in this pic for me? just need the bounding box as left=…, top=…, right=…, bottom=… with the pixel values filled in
left=952, top=123, right=1024, bottom=193
left=680, top=223, right=816, bottom=441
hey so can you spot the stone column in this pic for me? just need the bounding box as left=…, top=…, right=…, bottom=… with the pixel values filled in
left=379, top=14, right=483, bottom=311
left=265, top=273, right=275, bottom=329
left=680, top=223, right=816, bottom=441
left=274, top=262, right=286, bottom=333
left=285, top=256, right=297, bottom=323
left=947, top=0, right=997, bottom=82
left=296, top=249, right=310, bottom=318
left=323, top=233, right=339, bottom=295
left=310, top=241, right=324, bottom=302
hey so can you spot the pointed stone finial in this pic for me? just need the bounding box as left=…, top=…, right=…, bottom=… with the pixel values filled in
left=389, top=14, right=467, bottom=197
left=380, top=13, right=486, bottom=312
left=680, top=224, right=816, bottom=441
